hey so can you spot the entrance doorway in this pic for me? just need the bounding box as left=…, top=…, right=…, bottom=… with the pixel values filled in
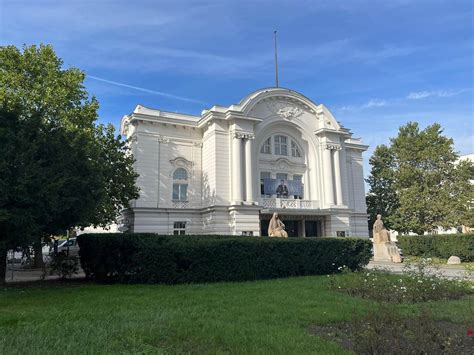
left=260, top=214, right=324, bottom=237
left=260, top=218, right=298, bottom=237
left=305, top=220, right=322, bottom=237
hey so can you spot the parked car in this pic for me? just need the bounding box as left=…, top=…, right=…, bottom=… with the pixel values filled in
left=57, top=238, right=79, bottom=257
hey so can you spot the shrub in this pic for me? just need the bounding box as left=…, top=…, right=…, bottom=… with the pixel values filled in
left=328, top=259, right=473, bottom=303
left=77, top=234, right=371, bottom=284
left=398, top=233, right=474, bottom=261
left=49, top=253, right=79, bottom=279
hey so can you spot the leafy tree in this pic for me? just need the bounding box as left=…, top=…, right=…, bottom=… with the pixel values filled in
left=0, top=44, right=139, bottom=283
left=366, top=144, right=399, bottom=230
left=366, top=122, right=473, bottom=235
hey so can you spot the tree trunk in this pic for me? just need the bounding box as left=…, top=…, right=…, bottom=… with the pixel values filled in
left=0, top=247, right=7, bottom=286
left=33, top=239, right=44, bottom=269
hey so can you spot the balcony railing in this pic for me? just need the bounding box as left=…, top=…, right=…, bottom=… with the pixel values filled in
left=260, top=198, right=319, bottom=209
left=171, top=200, right=190, bottom=208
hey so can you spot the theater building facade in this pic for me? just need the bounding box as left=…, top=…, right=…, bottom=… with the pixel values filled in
left=120, top=88, right=369, bottom=237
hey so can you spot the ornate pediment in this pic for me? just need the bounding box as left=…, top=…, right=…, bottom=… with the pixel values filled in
left=264, top=98, right=307, bottom=120
left=247, top=95, right=316, bottom=120
left=169, top=157, right=193, bottom=169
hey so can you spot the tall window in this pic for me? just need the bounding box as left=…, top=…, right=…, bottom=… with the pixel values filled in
left=274, top=135, right=288, bottom=156
left=260, top=171, right=271, bottom=197
left=291, top=141, right=301, bottom=157
left=293, top=174, right=303, bottom=199
left=172, top=168, right=188, bottom=201
left=173, top=221, right=186, bottom=235
left=260, top=137, right=271, bottom=154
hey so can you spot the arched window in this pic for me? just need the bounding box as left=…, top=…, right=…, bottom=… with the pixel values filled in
left=260, top=137, right=271, bottom=154
left=172, top=168, right=188, bottom=200
left=291, top=140, right=301, bottom=157
left=274, top=135, right=288, bottom=156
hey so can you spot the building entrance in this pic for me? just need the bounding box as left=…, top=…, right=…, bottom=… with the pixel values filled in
left=260, top=214, right=323, bottom=237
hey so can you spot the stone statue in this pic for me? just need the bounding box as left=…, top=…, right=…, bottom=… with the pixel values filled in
left=373, top=214, right=391, bottom=243
left=372, top=214, right=402, bottom=263
left=268, top=212, right=288, bottom=238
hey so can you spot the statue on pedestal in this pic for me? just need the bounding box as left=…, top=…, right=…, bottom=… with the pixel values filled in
left=373, top=214, right=391, bottom=243
left=372, top=214, right=402, bottom=263
left=268, top=213, right=288, bottom=238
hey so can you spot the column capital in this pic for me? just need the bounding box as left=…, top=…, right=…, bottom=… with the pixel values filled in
left=233, top=132, right=255, bottom=140
left=157, top=135, right=170, bottom=143
left=325, top=143, right=341, bottom=151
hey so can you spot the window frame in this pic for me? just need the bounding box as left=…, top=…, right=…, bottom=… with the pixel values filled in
left=173, top=221, right=186, bottom=235
left=291, top=140, right=301, bottom=157
left=274, top=135, right=288, bottom=156
left=172, top=168, right=188, bottom=201
left=260, top=137, right=271, bottom=154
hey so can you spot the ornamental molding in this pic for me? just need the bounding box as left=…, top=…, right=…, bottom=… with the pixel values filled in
left=263, top=98, right=307, bottom=120
left=157, top=135, right=170, bottom=143
left=326, top=144, right=342, bottom=151
left=233, top=132, right=255, bottom=140
left=258, top=157, right=307, bottom=170
left=277, top=107, right=303, bottom=120
left=169, top=157, right=193, bottom=170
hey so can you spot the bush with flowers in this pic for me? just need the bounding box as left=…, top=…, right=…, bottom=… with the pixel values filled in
left=328, top=258, right=473, bottom=303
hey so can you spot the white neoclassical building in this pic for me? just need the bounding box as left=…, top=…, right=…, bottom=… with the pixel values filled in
left=120, top=88, right=369, bottom=237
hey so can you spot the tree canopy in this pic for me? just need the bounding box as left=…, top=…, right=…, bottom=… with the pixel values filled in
left=366, top=122, right=473, bottom=235
left=0, top=44, right=139, bottom=283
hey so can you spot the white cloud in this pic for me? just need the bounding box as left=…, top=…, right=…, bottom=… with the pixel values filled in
left=339, top=98, right=387, bottom=112
left=363, top=99, right=387, bottom=108
left=407, top=89, right=470, bottom=100
left=87, top=75, right=206, bottom=104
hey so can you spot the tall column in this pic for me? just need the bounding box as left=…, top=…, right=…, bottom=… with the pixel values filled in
left=244, top=135, right=255, bottom=202
left=323, top=146, right=335, bottom=206
left=232, top=133, right=244, bottom=202
left=333, top=148, right=343, bottom=205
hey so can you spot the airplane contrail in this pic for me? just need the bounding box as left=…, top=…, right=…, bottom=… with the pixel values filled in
left=87, top=75, right=206, bottom=105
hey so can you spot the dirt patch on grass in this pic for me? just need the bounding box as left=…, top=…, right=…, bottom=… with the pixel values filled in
left=309, top=319, right=474, bottom=354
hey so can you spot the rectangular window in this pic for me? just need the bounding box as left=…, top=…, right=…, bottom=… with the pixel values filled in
left=260, top=171, right=271, bottom=197
left=276, top=173, right=288, bottom=180
left=241, top=231, right=254, bottom=236
left=172, top=184, right=188, bottom=200
left=274, top=135, right=288, bottom=156
left=260, top=138, right=271, bottom=154
left=336, top=231, right=346, bottom=237
left=293, top=175, right=303, bottom=199
left=291, top=141, right=301, bottom=157
left=173, top=221, right=186, bottom=235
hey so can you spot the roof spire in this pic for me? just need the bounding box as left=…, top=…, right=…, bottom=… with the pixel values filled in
left=274, top=30, right=279, bottom=88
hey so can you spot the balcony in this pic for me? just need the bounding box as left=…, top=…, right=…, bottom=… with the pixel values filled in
left=259, top=198, right=320, bottom=209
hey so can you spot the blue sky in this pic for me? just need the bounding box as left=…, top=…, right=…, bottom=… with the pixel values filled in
left=1, top=0, right=473, bottom=177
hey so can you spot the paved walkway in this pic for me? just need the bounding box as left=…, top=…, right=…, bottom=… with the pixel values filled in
left=5, top=266, right=86, bottom=283
left=367, top=260, right=473, bottom=280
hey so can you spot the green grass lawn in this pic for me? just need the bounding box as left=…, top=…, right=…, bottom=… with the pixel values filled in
left=1, top=275, right=472, bottom=354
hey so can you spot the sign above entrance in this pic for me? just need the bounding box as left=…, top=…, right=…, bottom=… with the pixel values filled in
left=263, top=178, right=302, bottom=198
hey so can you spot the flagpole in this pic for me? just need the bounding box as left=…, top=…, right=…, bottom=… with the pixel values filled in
left=274, top=30, right=279, bottom=88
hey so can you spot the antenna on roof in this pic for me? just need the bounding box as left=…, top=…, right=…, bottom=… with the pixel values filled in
left=274, top=30, right=279, bottom=88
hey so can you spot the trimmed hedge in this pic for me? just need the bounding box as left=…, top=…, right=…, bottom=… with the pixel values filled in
left=398, top=233, right=474, bottom=261
left=77, top=234, right=372, bottom=284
